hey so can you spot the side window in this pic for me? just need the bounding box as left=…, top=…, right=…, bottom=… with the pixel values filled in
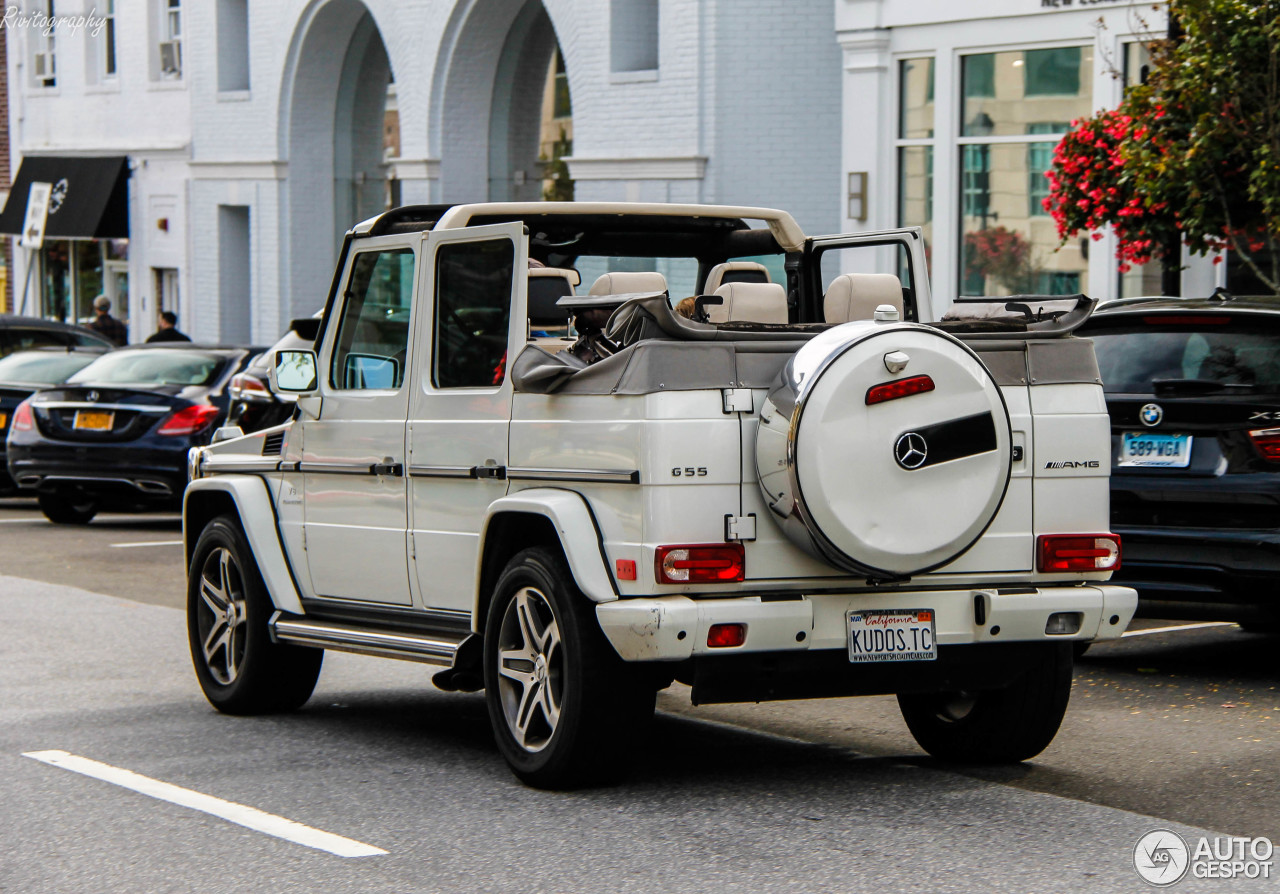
left=816, top=242, right=919, bottom=321
left=10, top=329, right=72, bottom=352
left=433, top=239, right=515, bottom=388
left=330, top=248, right=415, bottom=390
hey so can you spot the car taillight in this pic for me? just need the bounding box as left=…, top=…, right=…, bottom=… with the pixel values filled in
left=707, top=623, right=747, bottom=648
left=866, top=375, right=935, bottom=406
left=1249, top=428, right=1280, bottom=462
left=10, top=398, right=34, bottom=432
left=655, top=544, right=745, bottom=583
left=1037, top=534, right=1121, bottom=573
left=157, top=405, right=221, bottom=437
left=229, top=372, right=273, bottom=404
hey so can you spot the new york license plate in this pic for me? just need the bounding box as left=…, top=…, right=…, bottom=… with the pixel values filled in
left=1119, top=432, right=1192, bottom=468
left=0, top=412, right=6, bottom=429
left=73, top=410, right=114, bottom=431
left=847, top=609, right=937, bottom=663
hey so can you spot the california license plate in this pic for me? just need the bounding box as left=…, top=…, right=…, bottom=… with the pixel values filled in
left=73, top=410, right=114, bottom=431
left=1119, top=432, right=1192, bottom=468
left=847, top=609, right=937, bottom=663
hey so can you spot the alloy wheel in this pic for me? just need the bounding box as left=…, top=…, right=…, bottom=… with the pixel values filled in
left=196, top=547, right=248, bottom=685
left=495, top=587, right=563, bottom=752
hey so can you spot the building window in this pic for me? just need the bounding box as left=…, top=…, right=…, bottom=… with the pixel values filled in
left=160, top=0, right=183, bottom=79
left=103, top=0, right=117, bottom=77
left=958, top=48, right=1091, bottom=297
left=216, top=0, right=250, bottom=92
left=896, top=57, right=936, bottom=278
left=553, top=50, right=572, bottom=118
left=32, top=0, right=56, bottom=88
left=611, top=0, right=658, bottom=73
left=1024, top=47, right=1081, bottom=97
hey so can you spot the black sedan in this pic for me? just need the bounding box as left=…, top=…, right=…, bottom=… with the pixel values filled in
left=1083, top=295, right=1280, bottom=629
left=0, top=347, right=109, bottom=493
left=0, top=313, right=115, bottom=356
left=6, top=344, right=257, bottom=524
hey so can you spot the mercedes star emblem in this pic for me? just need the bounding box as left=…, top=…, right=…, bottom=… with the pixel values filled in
left=86, top=391, right=99, bottom=402
left=894, top=431, right=928, bottom=470
left=1139, top=403, right=1164, bottom=427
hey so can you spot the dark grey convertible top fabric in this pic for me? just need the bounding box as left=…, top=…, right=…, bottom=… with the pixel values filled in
left=509, top=292, right=1101, bottom=395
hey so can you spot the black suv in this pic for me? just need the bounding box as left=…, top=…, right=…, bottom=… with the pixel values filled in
left=1083, top=295, right=1280, bottom=628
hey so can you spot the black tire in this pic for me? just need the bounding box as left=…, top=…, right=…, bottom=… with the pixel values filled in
left=897, top=643, right=1073, bottom=764
left=1238, top=620, right=1280, bottom=634
left=38, top=490, right=98, bottom=525
left=187, top=515, right=322, bottom=714
left=1072, top=641, right=1092, bottom=658
left=483, top=547, right=655, bottom=789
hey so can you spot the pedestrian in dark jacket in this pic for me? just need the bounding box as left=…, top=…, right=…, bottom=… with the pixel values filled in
left=88, top=295, right=128, bottom=346
left=146, top=311, right=191, bottom=343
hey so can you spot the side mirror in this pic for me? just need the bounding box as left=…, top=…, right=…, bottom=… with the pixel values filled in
left=271, top=349, right=319, bottom=394
left=343, top=353, right=399, bottom=390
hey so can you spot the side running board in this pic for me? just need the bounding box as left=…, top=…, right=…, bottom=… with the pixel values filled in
left=269, top=612, right=473, bottom=667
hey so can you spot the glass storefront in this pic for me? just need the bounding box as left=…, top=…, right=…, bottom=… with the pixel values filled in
left=957, top=48, right=1092, bottom=297
left=37, top=239, right=128, bottom=324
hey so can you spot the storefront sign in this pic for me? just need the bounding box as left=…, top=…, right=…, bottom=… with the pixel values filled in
left=1041, top=0, right=1131, bottom=7
left=20, top=181, right=52, bottom=250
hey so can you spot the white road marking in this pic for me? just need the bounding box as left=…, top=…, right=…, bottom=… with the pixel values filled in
left=110, top=540, right=183, bottom=549
left=1121, top=622, right=1237, bottom=638
left=22, top=750, right=387, bottom=858
left=0, top=517, right=50, bottom=524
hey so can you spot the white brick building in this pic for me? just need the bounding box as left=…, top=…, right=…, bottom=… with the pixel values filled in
left=2, top=0, right=1220, bottom=344
left=4, top=0, right=843, bottom=343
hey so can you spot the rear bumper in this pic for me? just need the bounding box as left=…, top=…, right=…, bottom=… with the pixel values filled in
left=1113, top=525, right=1280, bottom=618
left=595, top=584, right=1137, bottom=662
left=7, top=443, right=187, bottom=501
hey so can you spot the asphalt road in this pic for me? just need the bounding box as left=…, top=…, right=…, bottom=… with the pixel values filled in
left=0, top=498, right=1277, bottom=891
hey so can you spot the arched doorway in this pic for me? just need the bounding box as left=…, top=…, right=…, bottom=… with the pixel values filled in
left=434, top=0, right=572, bottom=203
left=281, top=0, right=394, bottom=318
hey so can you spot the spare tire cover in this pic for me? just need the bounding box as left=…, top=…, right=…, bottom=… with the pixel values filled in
left=755, top=321, right=1011, bottom=578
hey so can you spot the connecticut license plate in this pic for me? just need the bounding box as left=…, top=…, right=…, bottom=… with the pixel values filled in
left=847, top=609, right=937, bottom=663
left=1119, top=432, right=1192, bottom=468
left=73, top=410, right=114, bottom=431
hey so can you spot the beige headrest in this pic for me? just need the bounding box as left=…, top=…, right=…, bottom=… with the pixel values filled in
left=530, top=266, right=580, bottom=287
left=707, top=282, right=789, bottom=325
left=704, top=261, right=771, bottom=294
left=588, top=271, right=668, bottom=296
left=824, top=274, right=904, bottom=323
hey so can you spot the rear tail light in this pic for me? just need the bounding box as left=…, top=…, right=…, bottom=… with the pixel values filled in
left=157, top=405, right=221, bottom=437
left=10, top=398, right=34, bottom=433
left=707, top=623, right=747, bottom=648
left=229, top=373, right=273, bottom=404
left=1249, top=428, right=1280, bottom=462
left=1037, top=534, right=1121, bottom=573
left=866, top=375, right=935, bottom=406
left=655, top=543, right=745, bottom=583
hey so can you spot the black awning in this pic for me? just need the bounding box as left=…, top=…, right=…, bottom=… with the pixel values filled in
left=0, top=155, right=130, bottom=239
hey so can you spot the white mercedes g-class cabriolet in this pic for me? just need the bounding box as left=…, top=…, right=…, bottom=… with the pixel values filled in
left=184, top=202, right=1135, bottom=787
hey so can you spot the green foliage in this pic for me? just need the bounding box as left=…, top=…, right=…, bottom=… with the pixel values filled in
left=540, top=127, right=574, bottom=203
left=1045, top=0, right=1280, bottom=293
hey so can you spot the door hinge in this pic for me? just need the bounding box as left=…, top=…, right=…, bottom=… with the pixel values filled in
left=724, top=514, right=757, bottom=542
left=722, top=388, right=754, bottom=414
left=474, top=464, right=507, bottom=480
